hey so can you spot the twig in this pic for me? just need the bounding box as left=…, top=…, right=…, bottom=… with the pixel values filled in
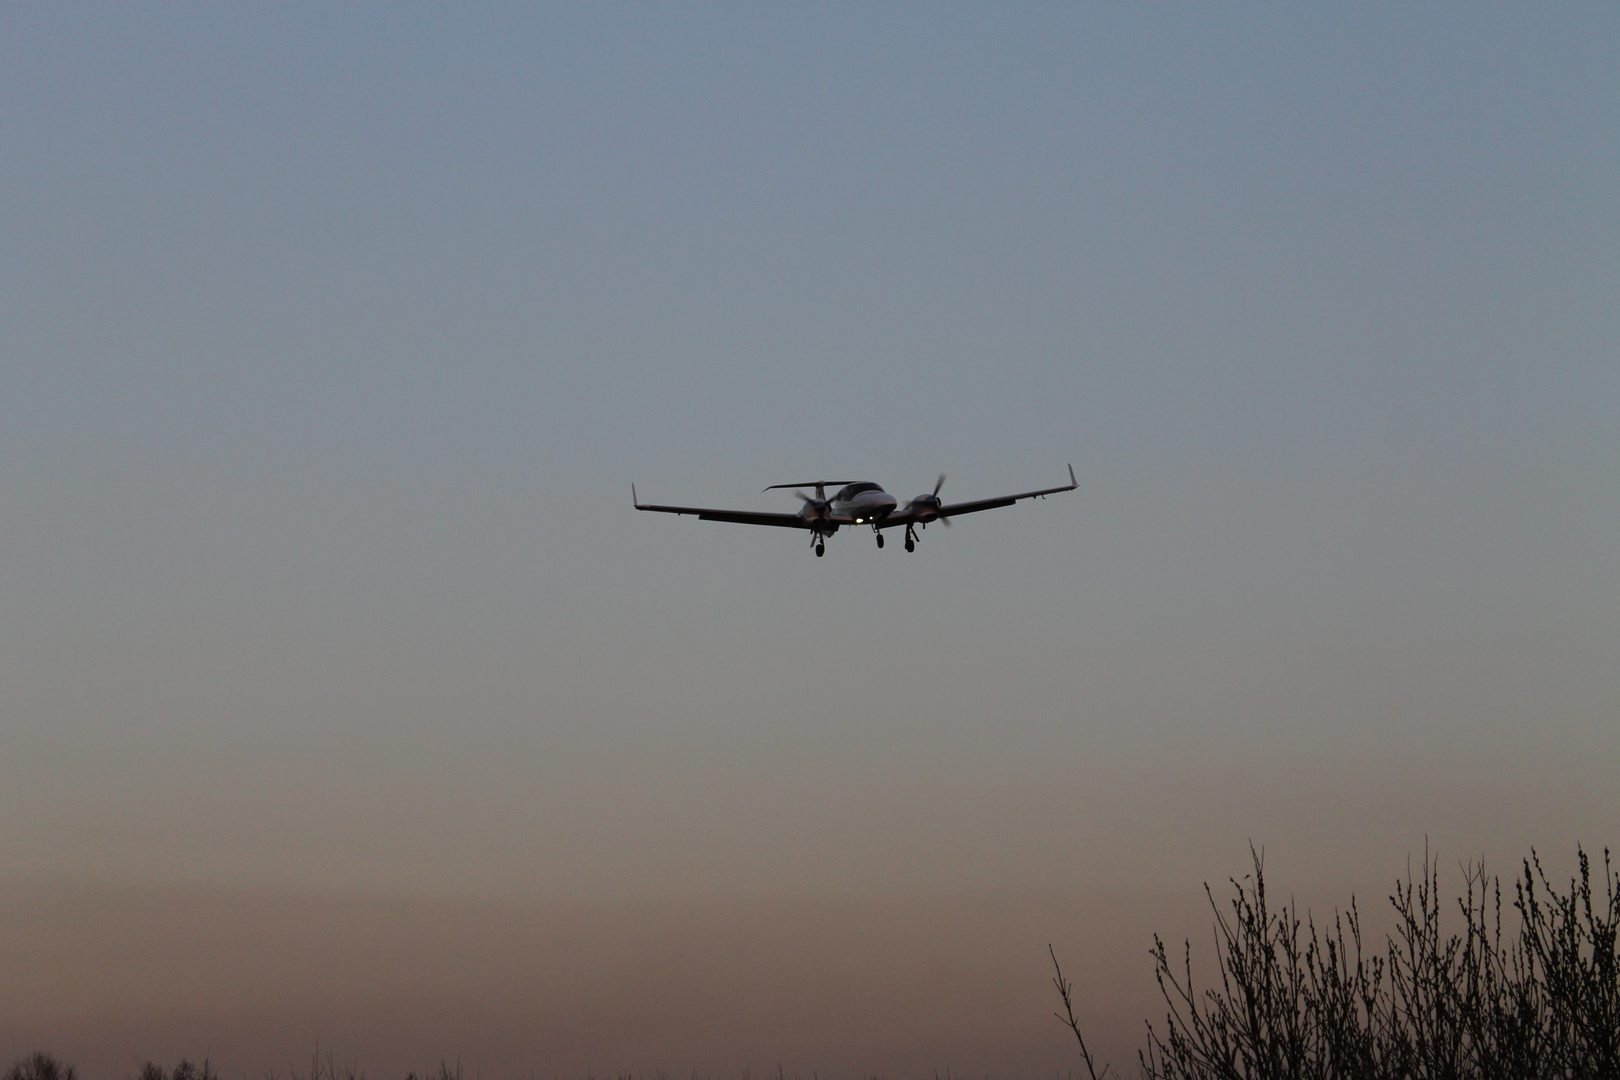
left=1050, top=944, right=1109, bottom=1080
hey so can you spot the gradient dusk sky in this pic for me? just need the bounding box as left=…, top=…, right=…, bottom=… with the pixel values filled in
left=1, top=5, right=1616, bottom=1077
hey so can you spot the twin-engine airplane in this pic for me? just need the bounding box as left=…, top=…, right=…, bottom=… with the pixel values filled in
left=633, top=464, right=1076, bottom=556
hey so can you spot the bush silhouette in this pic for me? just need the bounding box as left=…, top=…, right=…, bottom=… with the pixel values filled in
left=137, top=1062, right=218, bottom=1080
left=3, top=1055, right=75, bottom=1080
left=1054, top=846, right=1620, bottom=1079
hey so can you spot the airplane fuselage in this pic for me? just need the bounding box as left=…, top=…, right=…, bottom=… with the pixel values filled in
left=796, top=482, right=899, bottom=531
left=826, top=482, right=898, bottom=525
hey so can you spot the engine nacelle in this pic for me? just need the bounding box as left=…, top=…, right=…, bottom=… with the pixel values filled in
left=905, top=494, right=942, bottom=521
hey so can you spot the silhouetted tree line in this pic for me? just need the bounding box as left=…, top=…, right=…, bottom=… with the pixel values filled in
left=1, top=1056, right=471, bottom=1080
left=2, top=1056, right=472, bottom=1080
left=3, top=1055, right=77, bottom=1080
left=1, top=1059, right=216, bottom=1080
left=1054, top=846, right=1620, bottom=1080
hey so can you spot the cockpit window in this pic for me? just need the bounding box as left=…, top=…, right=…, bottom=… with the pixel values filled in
left=838, top=482, right=882, bottom=499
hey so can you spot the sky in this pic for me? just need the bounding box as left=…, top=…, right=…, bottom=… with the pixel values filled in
left=1, top=4, right=1616, bottom=1077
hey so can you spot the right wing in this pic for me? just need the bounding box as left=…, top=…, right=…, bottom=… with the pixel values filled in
left=634, top=486, right=815, bottom=529
left=876, top=463, right=1077, bottom=529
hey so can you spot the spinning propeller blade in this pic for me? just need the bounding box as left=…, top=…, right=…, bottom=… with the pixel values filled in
left=932, top=473, right=952, bottom=526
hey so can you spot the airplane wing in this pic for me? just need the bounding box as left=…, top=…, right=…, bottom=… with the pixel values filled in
left=875, top=463, right=1076, bottom=529
left=633, top=486, right=815, bottom=529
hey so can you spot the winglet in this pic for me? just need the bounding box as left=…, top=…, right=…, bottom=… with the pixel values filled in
left=632, top=482, right=640, bottom=508
left=1067, top=462, right=1076, bottom=488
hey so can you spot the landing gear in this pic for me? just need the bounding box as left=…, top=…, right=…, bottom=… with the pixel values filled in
left=815, top=541, right=825, bottom=557
left=875, top=532, right=884, bottom=549
left=904, top=525, right=918, bottom=553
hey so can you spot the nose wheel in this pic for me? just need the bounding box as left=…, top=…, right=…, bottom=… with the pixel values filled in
left=875, top=531, right=884, bottom=549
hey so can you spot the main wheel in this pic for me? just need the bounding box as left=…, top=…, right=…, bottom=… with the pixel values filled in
left=904, top=538, right=914, bottom=552
left=875, top=533, right=884, bottom=548
left=815, top=542, right=825, bottom=557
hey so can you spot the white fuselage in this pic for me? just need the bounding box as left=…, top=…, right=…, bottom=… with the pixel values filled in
left=832, top=486, right=898, bottom=524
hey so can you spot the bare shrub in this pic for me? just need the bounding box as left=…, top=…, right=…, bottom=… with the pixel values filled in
left=136, top=1061, right=219, bottom=1080
left=4, top=1055, right=76, bottom=1080
left=1054, top=846, right=1620, bottom=1080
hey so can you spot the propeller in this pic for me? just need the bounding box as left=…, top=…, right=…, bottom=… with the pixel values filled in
left=795, top=489, right=833, bottom=524
left=910, top=473, right=951, bottom=526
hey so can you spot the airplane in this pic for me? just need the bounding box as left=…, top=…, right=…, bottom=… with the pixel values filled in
left=633, top=464, right=1076, bottom=556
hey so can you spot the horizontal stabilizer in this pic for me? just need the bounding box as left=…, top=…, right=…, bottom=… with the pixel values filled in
left=763, top=481, right=856, bottom=492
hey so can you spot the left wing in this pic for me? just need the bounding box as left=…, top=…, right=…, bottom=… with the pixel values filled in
left=876, top=463, right=1077, bottom=529
left=633, top=486, right=815, bottom=529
